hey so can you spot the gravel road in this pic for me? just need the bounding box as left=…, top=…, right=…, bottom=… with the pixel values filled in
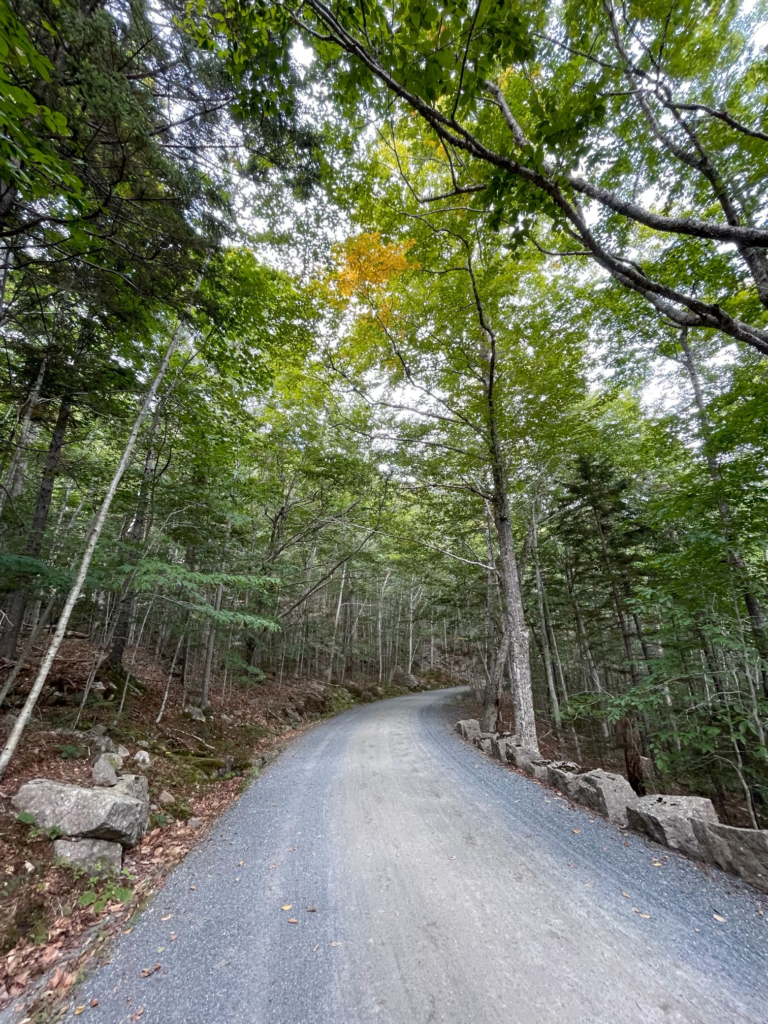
left=66, top=687, right=767, bottom=1024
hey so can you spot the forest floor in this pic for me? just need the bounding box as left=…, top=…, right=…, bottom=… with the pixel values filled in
left=33, top=688, right=768, bottom=1024
left=0, top=637, right=445, bottom=1019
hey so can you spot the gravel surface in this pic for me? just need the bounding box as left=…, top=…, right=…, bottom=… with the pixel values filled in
left=64, top=688, right=767, bottom=1024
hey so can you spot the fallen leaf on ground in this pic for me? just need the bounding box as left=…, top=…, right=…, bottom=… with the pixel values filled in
left=189, top=885, right=196, bottom=891
left=313, top=944, right=319, bottom=952
left=238, top=861, right=244, bottom=866
left=331, top=942, right=342, bottom=947
left=162, top=915, right=172, bottom=921
left=572, top=829, right=580, bottom=834
left=288, top=918, right=298, bottom=924
left=124, top=928, right=133, bottom=934
left=74, top=1007, right=85, bottom=1016
left=713, top=914, right=726, bottom=923
left=282, top=904, right=292, bottom=911
left=170, top=934, right=177, bottom=941
left=622, top=892, right=630, bottom=898
left=90, top=1000, right=99, bottom=1007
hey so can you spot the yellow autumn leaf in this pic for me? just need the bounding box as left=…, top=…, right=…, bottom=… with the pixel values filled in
left=329, top=232, right=417, bottom=302
left=282, top=904, right=292, bottom=910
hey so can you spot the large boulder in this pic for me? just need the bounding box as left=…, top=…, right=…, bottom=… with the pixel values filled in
left=490, top=736, right=509, bottom=761
left=13, top=779, right=149, bottom=846
left=473, top=734, right=493, bottom=754
left=531, top=761, right=552, bottom=783
left=573, top=769, right=637, bottom=826
left=507, top=745, right=550, bottom=781
left=305, top=693, right=324, bottom=712
left=53, top=838, right=122, bottom=876
left=391, top=666, right=420, bottom=690
left=547, top=762, right=582, bottom=800
left=455, top=720, right=480, bottom=741
left=691, top=820, right=768, bottom=892
left=627, top=795, right=718, bottom=860
left=304, top=683, right=327, bottom=713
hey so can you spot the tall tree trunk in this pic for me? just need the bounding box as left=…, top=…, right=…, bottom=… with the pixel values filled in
left=326, top=565, right=345, bottom=683
left=377, top=570, right=391, bottom=683
left=481, top=627, right=510, bottom=732
left=104, top=446, right=156, bottom=669
left=563, top=555, right=610, bottom=741
left=473, top=250, right=537, bottom=749
left=490, top=483, right=537, bottom=749
left=679, top=328, right=768, bottom=696
left=591, top=507, right=641, bottom=689
left=200, top=582, right=223, bottom=709
left=0, top=357, right=46, bottom=522
left=0, top=396, right=70, bottom=659
left=532, top=504, right=562, bottom=745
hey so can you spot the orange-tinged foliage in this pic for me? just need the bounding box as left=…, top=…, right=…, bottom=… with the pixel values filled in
left=332, top=232, right=417, bottom=299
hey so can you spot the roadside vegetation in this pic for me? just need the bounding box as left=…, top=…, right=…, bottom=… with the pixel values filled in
left=1, top=0, right=767, bottom=1009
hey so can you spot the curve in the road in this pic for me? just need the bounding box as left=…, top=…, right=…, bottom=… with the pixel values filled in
left=60, top=688, right=767, bottom=1024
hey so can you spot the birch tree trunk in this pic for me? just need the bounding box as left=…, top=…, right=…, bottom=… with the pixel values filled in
left=0, top=265, right=205, bottom=778
left=377, top=570, right=391, bottom=683
left=326, top=565, right=345, bottom=683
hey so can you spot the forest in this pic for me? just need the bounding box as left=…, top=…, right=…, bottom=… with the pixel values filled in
left=1, top=0, right=767, bottom=838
